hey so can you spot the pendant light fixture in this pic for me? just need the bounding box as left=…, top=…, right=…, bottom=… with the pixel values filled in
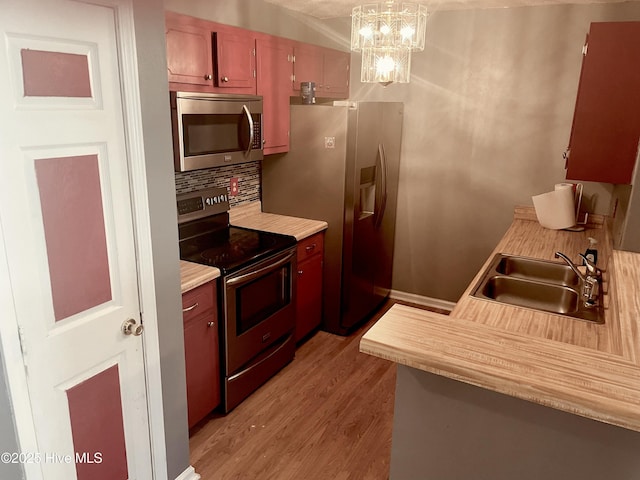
left=351, top=2, right=427, bottom=86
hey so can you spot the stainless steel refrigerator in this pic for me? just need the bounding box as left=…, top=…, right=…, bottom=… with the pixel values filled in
left=261, top=102, right=403, bottom=335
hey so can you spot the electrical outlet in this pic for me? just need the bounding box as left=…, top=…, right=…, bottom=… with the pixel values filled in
left=324, top=136, right=336, bottom=149
left=230, top=177, right=239, bottom=196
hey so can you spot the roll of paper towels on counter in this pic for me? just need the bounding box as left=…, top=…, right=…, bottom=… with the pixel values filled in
left=554, top=183, right=575, bottom=193
left=532, top=185, right=575, bottom=230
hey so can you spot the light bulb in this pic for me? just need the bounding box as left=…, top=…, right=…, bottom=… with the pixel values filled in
left=359, top=26, right=373, bottom=39
left=377, top=55, right=395, bottom=74
left=400, top=26, right=415, bottom=41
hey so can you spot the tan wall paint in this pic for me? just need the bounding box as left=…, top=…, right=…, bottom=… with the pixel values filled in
left=346, top=2, right=640, bottom=301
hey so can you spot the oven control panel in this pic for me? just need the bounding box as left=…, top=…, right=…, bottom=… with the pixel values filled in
left=177, top=187, right=230, bottom=223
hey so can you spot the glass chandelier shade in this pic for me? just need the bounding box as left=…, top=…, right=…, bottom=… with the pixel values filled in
left=351, top=2, right=427, bottom=85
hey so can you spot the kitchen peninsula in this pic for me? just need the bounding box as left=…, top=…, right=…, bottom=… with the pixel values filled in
left=361, top=207, right=640, bottom=479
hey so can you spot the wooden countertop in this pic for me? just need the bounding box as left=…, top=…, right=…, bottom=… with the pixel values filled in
left=179, top=260, right=220, bottom=294
left=229, top=201, right=328, bottom=240
left=361, top=207, right=640, bottom=432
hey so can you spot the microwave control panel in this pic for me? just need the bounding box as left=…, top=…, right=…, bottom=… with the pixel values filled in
left=252, top=115, right=262, bottom=150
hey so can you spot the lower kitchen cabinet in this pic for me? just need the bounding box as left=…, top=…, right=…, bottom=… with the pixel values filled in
left=296, top=232, right=324, bottom=342
left=182, top=280, right=220, bottom=428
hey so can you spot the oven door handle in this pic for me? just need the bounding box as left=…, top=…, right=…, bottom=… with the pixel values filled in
left=242, top=104, right=254, bottom=157
left=226, top=250, right=294, bottom=287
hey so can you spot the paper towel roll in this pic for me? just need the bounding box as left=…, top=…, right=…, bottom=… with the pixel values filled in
left=554, top=183, right=574, bottom=192
left=532, top=187, right=575, bottom=230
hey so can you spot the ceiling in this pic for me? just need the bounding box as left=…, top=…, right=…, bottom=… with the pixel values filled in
left=264, top=0, right=627, bottom=19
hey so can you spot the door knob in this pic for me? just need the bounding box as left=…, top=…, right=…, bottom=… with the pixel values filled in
left=221, top=76, right=229, bottom=82
left=207, top=321, right=215, bottom=328
left=122, top=319, right=144, bottom=336
left=204, top=74, right=213, bottom=80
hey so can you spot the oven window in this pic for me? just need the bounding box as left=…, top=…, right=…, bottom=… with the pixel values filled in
left=236, top=265, right=290, bottom=335
left=183, top=113, right=244, bottom=155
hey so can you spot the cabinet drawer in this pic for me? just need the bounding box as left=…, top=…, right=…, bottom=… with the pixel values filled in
left=297, top=232, right=324, bottom=261
left=182, top=281, right=216, bottom=323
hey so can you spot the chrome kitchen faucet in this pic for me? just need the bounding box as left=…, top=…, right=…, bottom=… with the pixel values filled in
left=554, top=252, right=601, bottom=307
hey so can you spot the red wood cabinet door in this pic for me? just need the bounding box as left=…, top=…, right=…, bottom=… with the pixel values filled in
left=295, top=233, right=324, bottom=342
left=566, top=22, right=640, bottom=184
left=214, top=29, right=256, bottom=92
left=182, top=283, right=220, bottom=428
left=322, top=48, right=350, bottom=98
left=165, top=16, right=213, bottom=86
left=293, top=43, right=324, bottom=92
left=296, top=255, right=323, bottom=342
left=257, top=36, right=293, bottom=155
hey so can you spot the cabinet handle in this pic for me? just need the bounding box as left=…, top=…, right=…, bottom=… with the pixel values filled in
left=182, top=302, right=199, bottom=313
left=305, top=244, right=317, bottom=253
left=207, top=321, right=215, bottom=328
left=297, top=270, right=304, bottom=275
left=221, top=76, right=229, bottom=82
left=204, top=74, right=212, bottom=80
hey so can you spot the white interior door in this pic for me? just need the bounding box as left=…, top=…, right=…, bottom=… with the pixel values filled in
left=0, top=0, right=153, bottom=478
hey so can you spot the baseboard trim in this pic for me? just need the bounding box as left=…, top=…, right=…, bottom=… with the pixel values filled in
left=389, top=290, right=456, bottom=313
left=175, top=466, right=201, bottom=480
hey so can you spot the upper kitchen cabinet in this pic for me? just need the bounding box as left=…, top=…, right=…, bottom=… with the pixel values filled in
left=214, top=27, right=257, bottom=92
left=565, top=22, right=640, bottom=184
left=165, top=13, right=214, bottom=87
left=322, top=48, right=350, bottom=98
left=293, top=43, right=350, bottom=99
left=256, top=35, right=294, bottom=155
left=165, top=12, right=256, bottom=94
left=292, top=42, right=323, bottom=92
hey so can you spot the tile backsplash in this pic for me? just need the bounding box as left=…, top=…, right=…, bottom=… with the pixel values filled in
left=174, top=162, right=260, bottom=207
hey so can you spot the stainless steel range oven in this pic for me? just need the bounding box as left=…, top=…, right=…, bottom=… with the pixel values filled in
left=177, top=187, right=296, bottom=412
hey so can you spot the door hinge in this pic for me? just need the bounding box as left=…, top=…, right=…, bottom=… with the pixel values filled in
left=563, top=148, right=570, bottom=169
left=292, top=54, right=296, bottom=63
left=582, top=43, right=588, bottom=56
left=252, top=47, right=256, bottom=56
left=253, top=70, right=256, bottom=78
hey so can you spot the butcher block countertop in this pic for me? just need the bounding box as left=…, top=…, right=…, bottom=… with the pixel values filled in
left=229, top=201, right=328, bottom=240
left=179, top=260, right=220, bottom=294
left=361, top=206, right=640, bottom=432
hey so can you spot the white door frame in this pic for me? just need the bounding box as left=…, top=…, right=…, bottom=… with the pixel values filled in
left=0, top=0, right=172, bottom=478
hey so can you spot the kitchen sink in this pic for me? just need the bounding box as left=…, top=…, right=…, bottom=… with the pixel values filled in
left=471, top=254, right=604, bottom=323
left=495, top=255, right=580, bottom=287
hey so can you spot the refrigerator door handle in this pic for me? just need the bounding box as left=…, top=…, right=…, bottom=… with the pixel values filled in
left=374, top=143, right=388, bottom=229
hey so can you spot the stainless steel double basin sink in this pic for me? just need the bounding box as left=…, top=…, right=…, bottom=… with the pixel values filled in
left=471, top=254, right=604, bottom=323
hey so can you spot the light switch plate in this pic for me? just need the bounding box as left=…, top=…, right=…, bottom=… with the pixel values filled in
left=324, top=136, right=335, bottom=149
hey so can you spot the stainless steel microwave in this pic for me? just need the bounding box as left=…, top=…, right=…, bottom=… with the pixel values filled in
left=170, top=92, right=264, bottom=172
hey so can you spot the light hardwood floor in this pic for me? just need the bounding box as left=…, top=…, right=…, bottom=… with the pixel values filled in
left=189, top=301, right=401, bottom=480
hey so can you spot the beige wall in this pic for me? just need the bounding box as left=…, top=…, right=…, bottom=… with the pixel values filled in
left=347, top=2, right=640, bottom=301
left=164, top=0, right=640, bottom=302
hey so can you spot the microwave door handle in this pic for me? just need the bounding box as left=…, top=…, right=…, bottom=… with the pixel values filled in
left=242, top=104, right=254, bottom=157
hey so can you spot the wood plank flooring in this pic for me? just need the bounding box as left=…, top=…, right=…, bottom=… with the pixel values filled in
left=189, top=301, right=400, bottom=480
